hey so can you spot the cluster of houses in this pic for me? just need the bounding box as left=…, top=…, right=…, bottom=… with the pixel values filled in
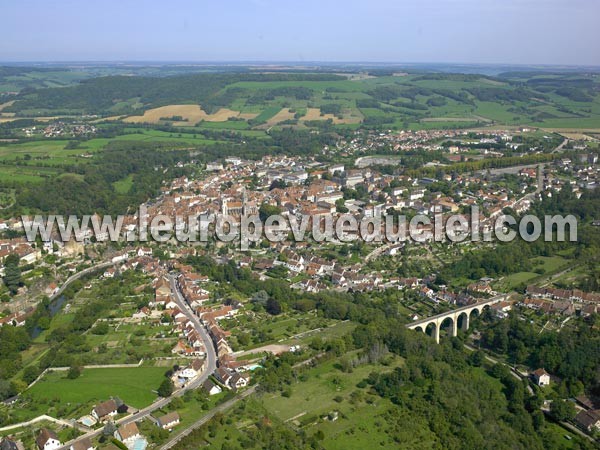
left=574, top=395, right=600, bottom=433
left=87, top=399, right=145, bottom=448
left=143, top=151, right=543, bottom=251
left=0, top=237, right=41, bottom=269
left=0, top=307, right=34, bottom=327
left=1, top=428, right=94, bottom=450
left=128, top=265, right=249, bottom=391
left=527, top=285, right=600, bottom=304
left=333, top=128, right=493, bottom=159
left=20, top=122, right=98, bottom=138
left=170, top=267, right=251, bottom=391
left=531, top=370, right=600, bottom=434
left=525, top=285, right=600, bottom=317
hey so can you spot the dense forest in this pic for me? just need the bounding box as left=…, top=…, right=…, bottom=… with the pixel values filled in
left=12, top=142, right=190, bottom=216
left=7, top=73, right=343, bottom=115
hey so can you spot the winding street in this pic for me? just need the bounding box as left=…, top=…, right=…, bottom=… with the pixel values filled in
left=49, top=261, right=115, bottom=301
left=167, top=273, right=218, bottom=386
left=55, top=272, right=217, bottom=450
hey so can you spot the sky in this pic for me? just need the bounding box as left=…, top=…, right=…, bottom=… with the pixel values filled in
left=1, top=0, right=599, bottom=65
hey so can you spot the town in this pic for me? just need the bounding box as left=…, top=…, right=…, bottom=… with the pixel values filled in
left=0, top=124, right=599, bottom=449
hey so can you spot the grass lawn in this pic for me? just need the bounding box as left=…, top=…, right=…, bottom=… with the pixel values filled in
left=531, top=255, right=569, bottom=273
left=113, top=174, right=134, bottom=193
left=541, top=421, right=592, bottom=449
left=260, top=355, right=402, bottom=422
left=250, top=106, right=281, bottom=124
left=27, top=366, right=167, bottom=410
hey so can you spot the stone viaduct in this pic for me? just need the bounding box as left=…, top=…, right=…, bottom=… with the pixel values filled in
left=406, top=294, right=509, bottom=343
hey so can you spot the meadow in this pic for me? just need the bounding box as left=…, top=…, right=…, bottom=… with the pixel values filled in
left=493, top=255, right=571, bottom=291
left=25, top=366, right=167, bottom=412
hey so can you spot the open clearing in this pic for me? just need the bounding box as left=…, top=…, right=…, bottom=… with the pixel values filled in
left=27, top=366, right=166, bottom=409
left=264, top=108, right=295, bottom=126
left=422, top=116, right=490, bottom=123
left=0, top=101, right=15, bottom=112
left=124, top=104, right=245, bottom=125
left=557, top=132, right=598, bottom=141
left=0, top=116, right=62, bottom=123
left=301, top=107, right=361, bottom=124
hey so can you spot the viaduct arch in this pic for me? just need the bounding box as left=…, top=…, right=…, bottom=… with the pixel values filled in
left=406, top=294, right=508, bottom=343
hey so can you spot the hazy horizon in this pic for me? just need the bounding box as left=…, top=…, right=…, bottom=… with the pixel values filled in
left=2, top=0, right=599, bottom=65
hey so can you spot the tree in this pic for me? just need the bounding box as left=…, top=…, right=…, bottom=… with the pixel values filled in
left=259, top=203, right=282, bottom=222
left=266, top=298, right=282, bottom=315
left=469, top=350, right=485, bottom=367
left=335, top=198, right=348, bottom=213
left=550, top=399, right=576, bottom=421
left=268, top=180, right=287, bottom=191
left=102, top=421, right=117, bottom=437
left=531, top=410, right=545, bottom=431
left=158, top=378, right=174, bottom=397
left=22, top=365, right=41, bottom=384
left=0, top=379, right=16, bottom=401
left=3, top=253, right=22, bottom=295
left=251, top=290, right=269, bottom=306
left=67, top=365, right=82, bottom=379
left=91, top=322, right=110, bottom=335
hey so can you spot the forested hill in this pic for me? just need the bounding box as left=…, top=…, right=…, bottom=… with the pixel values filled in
left=14, top=142, right=191, bottom=216
left=7, top=73, right=344, bottom=115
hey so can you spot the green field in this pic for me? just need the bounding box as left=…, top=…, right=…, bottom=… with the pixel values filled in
left=113, top=174, right=134, bottom=193
left=494, top=255, right=571, bottom=290
left=27, top=366, right=167, bottom=410
left=250, top=106, right=281, bottom=124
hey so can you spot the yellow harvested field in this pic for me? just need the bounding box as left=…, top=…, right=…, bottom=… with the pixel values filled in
left=543, top=128, right=600, bottom=133
left=0, top=101, right=15, bottom=111
left=239, top=112, right=259, bottom=120
left=557, top=132, right=597, bottom=141
left=422, top=117, right=479, bottom=122
left=0, top=116, right=60, bottom=123
left=301, top=107, right=361, bottom=124
left=265, top=108, right=295, bottom=126
left=92, top=115, right=126, bottom=123
left=124, top=104, right=244, bottom=125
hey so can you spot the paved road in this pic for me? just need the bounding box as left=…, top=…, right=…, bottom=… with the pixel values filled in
left=552, top=138, right=569, bottom=154
left=168, top=273, right=218, bottom=385
left=0, top=415, right=90, bottom=433
left=50, top=261, right=115, bottom=301
left=55, top=273, right=217, bottom=450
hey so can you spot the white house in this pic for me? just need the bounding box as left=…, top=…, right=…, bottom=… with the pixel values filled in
left=36, top=429, right=61, bottom=450
left=532, top=368, right=550, bottom=386
left=156, top=412, right=180, bottom=430
left=230, top=373, right=249, bottom=390
left=115, top=422, right=140, bottom=445
left=92, top=399, right=118, bottom=421
left=328, top=164, right=345, bottom=175
left=203, top=379, right=222, bottom=396
left=69, top=437, right=94, bottom=450
left=179, top=367, right=198, bottom=379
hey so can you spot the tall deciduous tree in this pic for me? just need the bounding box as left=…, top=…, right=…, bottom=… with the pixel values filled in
left=3, top=253, right=22, bottom=295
